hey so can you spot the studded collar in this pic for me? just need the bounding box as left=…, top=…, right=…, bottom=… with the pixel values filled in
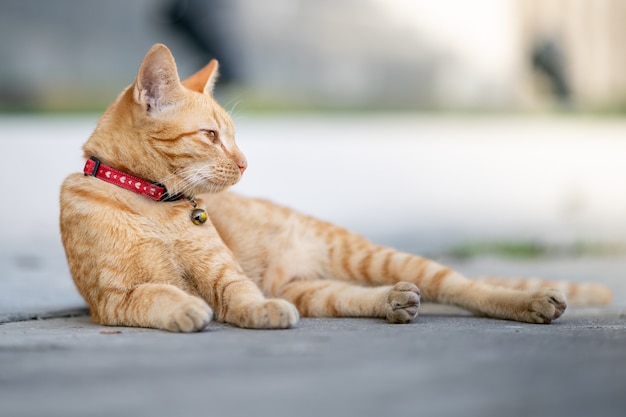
left=83, top=156, right=182, bottom=202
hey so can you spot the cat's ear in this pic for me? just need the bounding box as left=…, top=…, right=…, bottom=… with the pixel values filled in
left=181, top=59, right=220, bottom=96
left=133, top=44, right=183, bottom=113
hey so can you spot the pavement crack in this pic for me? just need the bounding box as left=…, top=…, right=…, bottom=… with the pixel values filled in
left=0, top=307, right=89, bottom=325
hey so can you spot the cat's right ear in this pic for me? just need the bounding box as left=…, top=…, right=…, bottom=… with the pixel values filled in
left=181, top=59, right=220, bottom=96
left=133, top=44, right=183, bottom=113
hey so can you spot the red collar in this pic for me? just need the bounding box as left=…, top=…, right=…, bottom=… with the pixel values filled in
left=83, top=157, right=182, bottom=201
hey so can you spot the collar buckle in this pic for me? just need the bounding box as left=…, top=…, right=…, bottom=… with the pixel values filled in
left=84, top=156, right=102, bottom=177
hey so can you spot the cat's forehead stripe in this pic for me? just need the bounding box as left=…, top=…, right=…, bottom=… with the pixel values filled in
left=214, top=108, right=223, bottom=129
left=212, top=107, right=233, bottom=131
left=149, top=130, right=198, bottom=142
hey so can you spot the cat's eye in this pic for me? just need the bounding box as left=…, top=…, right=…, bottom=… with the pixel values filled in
left=202, top=129, right=219, bottom=144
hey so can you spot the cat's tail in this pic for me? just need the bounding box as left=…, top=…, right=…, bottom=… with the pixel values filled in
left=476, top=276, right=612, bottom=306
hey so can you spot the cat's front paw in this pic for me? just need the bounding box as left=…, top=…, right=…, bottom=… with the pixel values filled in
left=521, top=289, right=567, bottom=324
left=165, top=296, right=213, bottom=332
left=246, top=299, right=299, bottom=329
left=385, top=282, right=421, bottom=323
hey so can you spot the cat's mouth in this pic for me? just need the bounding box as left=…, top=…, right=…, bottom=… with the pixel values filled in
left=174, top=164, right=241, bottom=195
left=197, top=171, right=241, bottom=193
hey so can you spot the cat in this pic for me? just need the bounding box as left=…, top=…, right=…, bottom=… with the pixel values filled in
left=60, top=44, right=612, bottom=332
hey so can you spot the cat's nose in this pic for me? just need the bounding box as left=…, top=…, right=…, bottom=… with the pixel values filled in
left=237, top=158, right=247, bottom=174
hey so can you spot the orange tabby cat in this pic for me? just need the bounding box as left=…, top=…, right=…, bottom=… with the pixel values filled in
left=60, top=44, right=611, bottom=332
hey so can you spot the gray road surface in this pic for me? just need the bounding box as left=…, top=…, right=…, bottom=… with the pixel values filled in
left=1, top=312, right=625, bottom=417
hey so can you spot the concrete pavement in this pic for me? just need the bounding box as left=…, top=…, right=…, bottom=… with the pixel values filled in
left=1, top=310, right=625, bottom=417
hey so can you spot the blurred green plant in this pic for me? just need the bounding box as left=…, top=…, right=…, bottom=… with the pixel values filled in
left=447, top=240, right=626, bottom=260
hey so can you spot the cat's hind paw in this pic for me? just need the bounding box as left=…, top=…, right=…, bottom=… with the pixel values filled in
left=522, top=288, right=567, bottom=324
left=166, top=296, right=213, bottom=332
left=385, top=282, right=421, bottom=323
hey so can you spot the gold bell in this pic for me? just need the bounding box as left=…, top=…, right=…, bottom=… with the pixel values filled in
left=191, top=208, right=208, bottom=225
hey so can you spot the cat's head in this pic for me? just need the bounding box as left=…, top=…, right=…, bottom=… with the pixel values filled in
left=83, top=43, right=247, bottom=197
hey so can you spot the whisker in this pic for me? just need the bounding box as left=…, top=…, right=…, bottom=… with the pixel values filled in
left=223, top=94, right=242, bottom=113
left=224, top=93, right=249, bottom=121
left=163, top=165, right=217, bottom=197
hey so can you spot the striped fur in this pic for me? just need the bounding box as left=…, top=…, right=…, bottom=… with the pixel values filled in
left=60, top=44, right=611, bottom=332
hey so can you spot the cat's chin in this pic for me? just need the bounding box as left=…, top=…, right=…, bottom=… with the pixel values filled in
left=175, top=175, right=239, bottom=196
left=194, top=172, right=241, bottom=194
left=196, top=182, right=235, bottom=195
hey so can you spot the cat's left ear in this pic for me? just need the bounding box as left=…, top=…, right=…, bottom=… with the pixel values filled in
left=133, top=43, right=184, bottom=113
left=181, top=59, right=220, bottom=96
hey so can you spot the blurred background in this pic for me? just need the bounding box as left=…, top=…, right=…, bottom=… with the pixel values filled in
left=2, top=0, right=626, bottom=112
left=1, top=0, right=626, bottom=262
left=0, top=0, right=626, bottom=112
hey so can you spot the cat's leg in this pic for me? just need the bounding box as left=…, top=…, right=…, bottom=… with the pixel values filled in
left=201, top=271, right=299, bottom=329
left=180, top=241, right=299, bottom=329
left=194, top=268, right=299, bottom=329
left=276, top=278, right=421, bottom=323
left=339, top=244, right=566, bottom=323
left=210, top=272, right=300, bottom=329
left=308, top=224, right=567, bottom=324
left=475, top=276, right=612, bottom=306
left=94, top=283, right=212, bottom=332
